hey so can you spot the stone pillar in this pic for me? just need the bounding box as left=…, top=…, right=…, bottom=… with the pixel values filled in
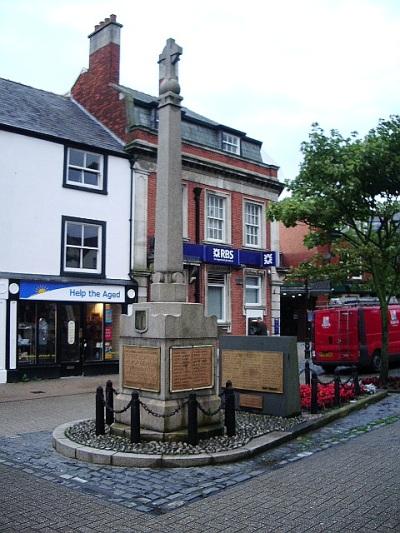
left=114, top=39, right=223, bottom=441
left=151, top=38, right=186, bottom=303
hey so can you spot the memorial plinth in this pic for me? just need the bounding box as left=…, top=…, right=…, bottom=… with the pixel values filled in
left=114, top=302, right=223, bottom=440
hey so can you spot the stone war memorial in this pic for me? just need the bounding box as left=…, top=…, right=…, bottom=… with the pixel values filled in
left=113, top=39, right=223, bottom=441
left=220, top=336, right=301, bottom=418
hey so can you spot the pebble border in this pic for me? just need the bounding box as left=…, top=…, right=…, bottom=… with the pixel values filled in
left=52, top=391, right=388, bottom=468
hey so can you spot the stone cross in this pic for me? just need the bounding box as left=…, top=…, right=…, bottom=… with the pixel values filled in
left=158, top=38, right=182, bottom=95
left=151, top=39, right=185, bottom=303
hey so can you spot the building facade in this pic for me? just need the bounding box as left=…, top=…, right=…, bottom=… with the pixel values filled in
left=0, top=79, right=137, bottom=382
left=0, top=15, right=284, bottom=382
left=71, top=15, right=284, bottom=337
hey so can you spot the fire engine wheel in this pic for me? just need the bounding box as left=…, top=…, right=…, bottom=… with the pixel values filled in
left=371, top=351, right=382, bottom=372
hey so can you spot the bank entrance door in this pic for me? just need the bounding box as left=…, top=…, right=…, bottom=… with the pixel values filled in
left=58, top=304, right=82, bottom=376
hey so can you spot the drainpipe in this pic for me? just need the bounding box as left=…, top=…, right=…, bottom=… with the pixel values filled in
left=193, top=187, right=202, bottom=302
left=128, top=157, right=136, bottom=280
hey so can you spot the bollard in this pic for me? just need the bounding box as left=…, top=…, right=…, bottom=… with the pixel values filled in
left=334, top=372, right=341, bottom=407
left=105, top=380, right=114, bottom=426
left=130, top=391, right=141, bottom=443
left=187, top=393, right=198, bottom=446
left=310, top=372, right=319, bottom=414
left=95, top=386, right=105, bottom=436
left=352, top=367, right=361, bottom=396
left=305, top=360, right=311, bottom=386
left=225, top=380, right=236, bottom=437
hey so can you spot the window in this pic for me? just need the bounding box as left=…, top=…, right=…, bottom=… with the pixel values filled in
left=245, top=275, right=262, bottom=305
left=18, top=302, right=56, bottom=365
left=206, top=193, right=228, bottom=242
left=207, top=272, right=227, bottom=322
left=64, top=147, right=107, bottom=193
left=222, top=132, right=240, bottom=155
left=61, top=217, right=105, bottom=276
left=244, top=201, right=263, bottom=247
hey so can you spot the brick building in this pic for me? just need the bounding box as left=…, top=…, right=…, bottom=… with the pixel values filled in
left=71, top=15, right=283, bottom=336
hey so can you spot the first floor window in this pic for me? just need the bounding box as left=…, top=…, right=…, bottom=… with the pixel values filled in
left=207, top=193, right=226, bottom=242
left=62, top=217, right=105, bottom=275
left=245, top=275, right=262, bottom=305
left=65, top=147, right=104, bottom=191
left=244, top=201, right=262, bottom=247
left=207, top=272, right=227, bottom=322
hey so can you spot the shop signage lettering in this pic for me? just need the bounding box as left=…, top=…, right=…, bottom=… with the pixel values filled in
left=183, top=243, right=276, bottom=268
left=20, top=282, right=125, bottom=303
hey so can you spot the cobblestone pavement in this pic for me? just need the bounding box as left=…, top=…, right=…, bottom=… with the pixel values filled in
left=0, top=389, right=400, bottom=531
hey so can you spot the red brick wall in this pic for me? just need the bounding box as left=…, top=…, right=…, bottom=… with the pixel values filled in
left=71, top=43, right=127, bottom=140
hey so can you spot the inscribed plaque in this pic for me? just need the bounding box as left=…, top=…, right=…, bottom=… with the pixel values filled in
left=239, top=393, right=263, bottom=409
left=170, top=346, right=213, bottom=392
left=222, top=350, right=283, bottom=394
left=123, top=346, right=160, bottom=392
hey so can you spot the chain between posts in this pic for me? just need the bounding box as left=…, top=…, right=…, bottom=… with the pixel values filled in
left=139, top=399, right=189, bottom=418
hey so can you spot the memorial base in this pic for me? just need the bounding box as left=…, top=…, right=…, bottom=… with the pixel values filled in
left=114, top=299, right=224, bottom=440
left=112, top=395, right=223, bottom=442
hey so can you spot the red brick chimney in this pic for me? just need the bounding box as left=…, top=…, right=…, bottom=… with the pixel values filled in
left=71, top=15, right=127, bottom=140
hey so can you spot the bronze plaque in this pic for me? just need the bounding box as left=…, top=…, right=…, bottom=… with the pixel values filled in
left=122, top=346, right=160, bottom=392
left=240, top=393, right=263, bottom=409
left=222, top=350, right=283, bottom=394
left=170, top=346, right=213, bottom=392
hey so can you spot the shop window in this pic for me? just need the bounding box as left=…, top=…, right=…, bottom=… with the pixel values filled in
left=207, top=272, right=227, bottom=322
left=18, top=302, right=56, bottom=365
left=61, top=216, right=105, bottom=276
left=85, top=303, right=104, bottom=362
left=104, top=304, right=120, bottom=360
left=245, top=275, right=262, bottom=306
left=244, top=201, right=263, bottom=248
left=63, top=147, right=107, bottom=193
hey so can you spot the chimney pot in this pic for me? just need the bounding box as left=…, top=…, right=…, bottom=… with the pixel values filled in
left=104, top=17, right=110, bottom=23
left=110, top=14, right=116, bottom=22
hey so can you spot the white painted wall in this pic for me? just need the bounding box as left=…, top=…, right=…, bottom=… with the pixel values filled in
left=0, top=131, right=131, bottom=280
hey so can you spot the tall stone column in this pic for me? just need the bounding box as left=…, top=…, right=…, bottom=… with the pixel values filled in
left=151, top=39, right=186, bottom=303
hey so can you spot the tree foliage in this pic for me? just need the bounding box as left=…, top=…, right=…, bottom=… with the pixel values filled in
left=268, top=117, right=400, bottom=384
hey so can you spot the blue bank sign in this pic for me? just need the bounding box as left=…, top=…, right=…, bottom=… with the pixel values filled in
left=183, top=244, right=276, bottom=268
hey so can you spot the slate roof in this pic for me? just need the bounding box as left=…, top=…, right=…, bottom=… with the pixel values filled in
left=0, top=78, right=125, bottom=154
left=118, top=85, right=269, bottom=165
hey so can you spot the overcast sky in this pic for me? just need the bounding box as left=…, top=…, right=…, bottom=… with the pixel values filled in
left=2, top=0, right=400, bottom=188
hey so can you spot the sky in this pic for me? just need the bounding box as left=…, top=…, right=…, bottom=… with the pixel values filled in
left=2, top=0, right=400, bottom=188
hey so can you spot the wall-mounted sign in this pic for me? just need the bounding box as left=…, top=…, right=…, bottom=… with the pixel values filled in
left=20, top=281, right=126, bottom=303
left=67, top=321, right=75, bottom=345
left=183, top=243, right=276, bottom=268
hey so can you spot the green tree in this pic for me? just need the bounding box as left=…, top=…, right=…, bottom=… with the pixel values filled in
left=268, top=117, right=400, bottom=385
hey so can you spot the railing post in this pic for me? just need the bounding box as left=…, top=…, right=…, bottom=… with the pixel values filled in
left=305, top=360, right=311, bottom=386
left=105, top=380, right=114, bottom=426
left=311, top=372, right=319, bottom=414
left=225, top=380, right=236, bottom=437
left=187, top=393, right=198, bottom=446
left=334, top=371, right=341, bottom=408
left=95, top=385, right=105, bottom=436
left=352, top=367, right=361, bottom=396
left=130, top=391, right=141, bottom=443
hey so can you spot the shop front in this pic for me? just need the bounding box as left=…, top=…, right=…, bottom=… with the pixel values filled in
left=4, top=279, right=137, bottom=381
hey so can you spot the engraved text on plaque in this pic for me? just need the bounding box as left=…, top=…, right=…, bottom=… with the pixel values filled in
left=222, top=350, right=283, bottom=394
left=123, top=346, right=161, bottom=392
left=170, top=346, right=213, bottom=392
